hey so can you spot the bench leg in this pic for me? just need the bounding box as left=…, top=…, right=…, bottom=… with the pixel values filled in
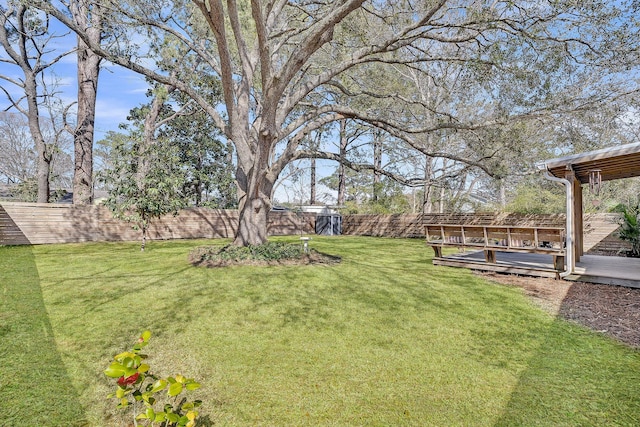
left=553, top=255, right=565, bottom=271
left=432, top=245, right=442, bottom=258
left=484, top=249, right=496, bottom=264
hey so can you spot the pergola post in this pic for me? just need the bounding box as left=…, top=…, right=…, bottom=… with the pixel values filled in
left=564, top=166, right=583, bottom=263
left=574, top=179, right=584, bottom=260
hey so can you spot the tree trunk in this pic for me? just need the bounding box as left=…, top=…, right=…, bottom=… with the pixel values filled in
left=310, top=158, right=316, bottom=204
left=73, top=38, right=100, bottom=204
left=140, top=212, right=148, bottom=251
left=337, top=120, right=347, bottom=206
left=373, top=130, right=382, bottom=202
left=72, top=0, right=102, bottom=205
left=233, top=137, right=275, bottom=246
left=423, top=155, right=433, bottom=214
left=235, top=193, right=270, bottom=246
left=25, top=76, right=51, bottom=203
left=35, top=135, right=51, bottom=203
left=234, top=172, right=274, bottom=246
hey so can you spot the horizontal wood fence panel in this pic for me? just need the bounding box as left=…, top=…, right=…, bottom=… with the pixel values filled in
left=341, top=214, right=425, bottom=237
left=0, top=203, right=316, bottom=245
left=583, top=213, right=630, bottom=255
left=2, top=203, right=627, bottom=255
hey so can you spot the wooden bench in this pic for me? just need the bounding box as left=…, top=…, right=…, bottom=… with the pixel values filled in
left=425, top=224, right=566, bottom=270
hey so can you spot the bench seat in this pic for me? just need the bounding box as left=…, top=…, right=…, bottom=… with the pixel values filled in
left=426, top=224, right=565, bottom=271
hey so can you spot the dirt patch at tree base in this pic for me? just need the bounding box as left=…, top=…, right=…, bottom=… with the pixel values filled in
left=190, top=250, right=341, bottom=268
left=477, top=272, right=640, bottom=349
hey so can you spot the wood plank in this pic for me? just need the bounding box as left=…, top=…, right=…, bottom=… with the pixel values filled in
left=0, top=202, right=314, bottom=245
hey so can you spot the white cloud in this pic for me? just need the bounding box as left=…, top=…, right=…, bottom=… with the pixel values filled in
left=95, top=99, right=134, bottom=122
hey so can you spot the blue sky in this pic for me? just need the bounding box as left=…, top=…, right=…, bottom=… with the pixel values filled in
left=0, top=50, right=337, bottom=204
left=0, top=56, right=150, bottom=142
left=0, top=14, right=343, bottom=205
left=0, top=11, right=152, bottom=140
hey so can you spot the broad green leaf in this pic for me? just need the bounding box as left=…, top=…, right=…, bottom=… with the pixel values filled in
left=141, top=330, right=151, bottom=342
left=116, top=388, right=125, bottom=398
left=175, top=374, right=185, bottom=383
left=166, top=413, right=180, bottom=423
left=114, top=351, right=135, bottom=361
left=168, top=382, right=183, bottom=397
left=136, top=413, right=148, bottom=420
left=124, top=367, right=138, bottom=377
left=151, top=379, right=168, bottom=393
left=123, top=357, right=135, bottom=369
left=132, top=342, right=146, bottom=351
left=104, top=362, right=126, bottom=378
left=146, top=407, right=155, bottom=420
left=185, top=382, right=201, bottom=391
left=138, top=363, right=150, bottom=373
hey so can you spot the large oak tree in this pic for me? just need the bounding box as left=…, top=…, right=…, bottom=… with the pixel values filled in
left=36, top=0, right=640, bottom=245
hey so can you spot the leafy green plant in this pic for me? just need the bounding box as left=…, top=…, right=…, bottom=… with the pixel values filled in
left=196, top=241, right=303, bottom=262
left=617, top=201, right=640, bottom=257
left=104, top=331, right=202, bottom=427
left=98, top=131, right=186, bottom=251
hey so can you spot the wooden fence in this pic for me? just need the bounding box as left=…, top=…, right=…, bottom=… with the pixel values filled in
left=1, top=203, right=628, bottom=255
left=0, top=202, right=315, bottom=245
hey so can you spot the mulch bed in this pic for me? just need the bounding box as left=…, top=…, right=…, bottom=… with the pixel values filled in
left=478, top=272, right=640, bottom=349
left=189, top=250, right=341, bottom=268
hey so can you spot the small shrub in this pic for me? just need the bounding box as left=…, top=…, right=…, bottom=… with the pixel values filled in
left=197, top=242, right=303, bottom=263
left=104, top=331, right=202, bottom=427
left=617, top=201, right=640, bottom=257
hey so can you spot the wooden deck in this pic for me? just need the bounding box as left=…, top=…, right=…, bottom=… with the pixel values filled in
left=568, top=255, right=640, bottom=288
left=433, top=250, right=563, bottom=279
left=432, top=250, right=640, bottom=288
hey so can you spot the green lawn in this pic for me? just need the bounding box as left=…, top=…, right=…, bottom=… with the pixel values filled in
left=1, top=236, right=639, bottom=426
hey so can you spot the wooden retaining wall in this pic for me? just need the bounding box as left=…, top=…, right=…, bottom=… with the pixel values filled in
left=0, top=202, right=315, bottom=245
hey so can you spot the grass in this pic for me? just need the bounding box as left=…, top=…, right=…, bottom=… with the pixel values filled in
left=1, top=236, right=639, bottom=426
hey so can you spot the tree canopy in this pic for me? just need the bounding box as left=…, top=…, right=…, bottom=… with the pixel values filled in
left=26, top=0, right=640, bottom=244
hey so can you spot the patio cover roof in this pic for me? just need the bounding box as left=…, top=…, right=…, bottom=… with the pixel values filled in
left=540, top=142, right=640, bottom=183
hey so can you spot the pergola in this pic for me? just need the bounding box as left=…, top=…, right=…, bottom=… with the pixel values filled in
left=538, top=142, right=640, bottom=274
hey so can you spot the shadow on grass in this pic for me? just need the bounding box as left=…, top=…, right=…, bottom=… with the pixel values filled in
left=495, top=283, right=640, bottom=426
left=0, top=246, right=87, bottom=426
